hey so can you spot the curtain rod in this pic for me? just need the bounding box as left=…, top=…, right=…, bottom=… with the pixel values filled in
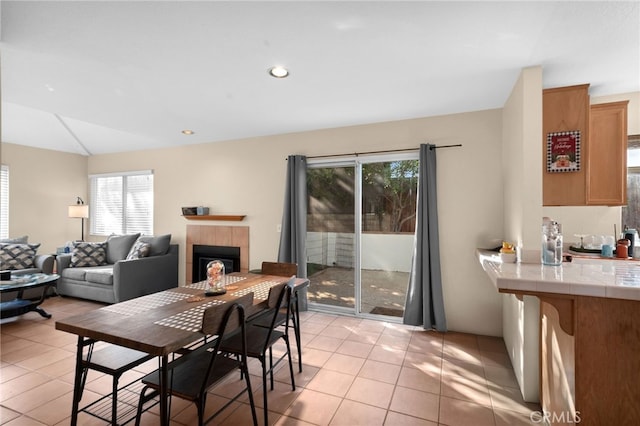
left=305, top=144, right=462, bottom=160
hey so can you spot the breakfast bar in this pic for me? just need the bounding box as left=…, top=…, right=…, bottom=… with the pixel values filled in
left=477, top=251, right=640, bottom=426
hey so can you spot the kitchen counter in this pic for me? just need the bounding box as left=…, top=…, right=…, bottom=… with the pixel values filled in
left=477, top=248, right=640, bottom=426
left=477, top=249, right=640, bottom=301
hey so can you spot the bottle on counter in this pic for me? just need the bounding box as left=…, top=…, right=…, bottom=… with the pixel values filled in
left=624, top=228, right=638, bottom=258
left=542, top=219, right=563, bottom=266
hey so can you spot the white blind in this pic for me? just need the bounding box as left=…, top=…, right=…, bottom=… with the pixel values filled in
left=90, top=171, right=154, bottom=236
left=1, top=165, right=8, bottom=239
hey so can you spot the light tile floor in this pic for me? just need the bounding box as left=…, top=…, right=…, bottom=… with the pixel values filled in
left=0, top=296, right=540, bottom=425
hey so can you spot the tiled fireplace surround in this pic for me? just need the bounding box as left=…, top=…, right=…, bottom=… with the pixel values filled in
left=185, top=224, right=249, bottom=283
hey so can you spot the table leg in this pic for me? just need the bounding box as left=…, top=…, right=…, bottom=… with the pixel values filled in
left=159, top=354, right=169, bottom=426
left=70, top=336, right=84, bottom=426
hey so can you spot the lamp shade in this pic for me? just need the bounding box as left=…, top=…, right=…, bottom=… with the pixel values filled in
left=68, top=204, right=89, bottom=218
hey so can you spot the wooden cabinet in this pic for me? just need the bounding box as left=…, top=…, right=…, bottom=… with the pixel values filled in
left=587, top=101, right=629, bottom=205
left=543, top=85, right=629, bottom=206
left=543, top=85, right=590, bottom=206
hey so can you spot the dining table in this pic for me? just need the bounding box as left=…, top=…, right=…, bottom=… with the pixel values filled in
left=55, top=272, right=309, bottom=426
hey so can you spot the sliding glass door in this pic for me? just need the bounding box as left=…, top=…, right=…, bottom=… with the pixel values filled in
left=306, top=164, right=356, bottom=311
left=306, top=154, right=418, bottom=318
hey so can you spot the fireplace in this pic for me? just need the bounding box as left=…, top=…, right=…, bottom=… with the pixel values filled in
left=192, top=245, right=241, bottom=283
left=185, top=224, right=249, bottom=283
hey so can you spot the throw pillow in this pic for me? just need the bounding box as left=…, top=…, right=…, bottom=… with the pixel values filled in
left=106, top=233, right=140, bottom=264
left=126, top=240, right=151, bottom=260
left=139, top=234, right=171, bottom=256
left=0, top=235, right=28, bottom=244
left=0, top=243, right=40, bottom=270
left=71, top=242, right=108, bottom=267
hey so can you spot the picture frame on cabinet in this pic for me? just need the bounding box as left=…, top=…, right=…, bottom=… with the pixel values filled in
left=547, top=130, right=581, bottom=173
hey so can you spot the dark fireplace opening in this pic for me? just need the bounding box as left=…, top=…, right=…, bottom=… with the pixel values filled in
left=192, top=245, right=241, bottom=283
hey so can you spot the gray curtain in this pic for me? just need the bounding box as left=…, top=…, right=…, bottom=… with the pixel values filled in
left=278, top=155, right=308, bottom=280
left=403, top=144, right=447, bottom=332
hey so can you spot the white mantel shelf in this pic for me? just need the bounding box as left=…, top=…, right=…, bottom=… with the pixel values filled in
left=476, top=249, right=640, bottom=301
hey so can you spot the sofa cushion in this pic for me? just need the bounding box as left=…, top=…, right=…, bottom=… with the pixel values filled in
left=85, top=268, right=114, bottom=286
left=0, top=243, right=41, bottom=270
left=126, top=240, right=151, bottom=260
left=106, top=234, right=140, bottom=264
left=61, top=266, right=88, bottom=281
left=0, top=235, right=28, bottom=244
left=139, top=234, right=171, bottom=256
left=71, top=242, right=108, bottom=267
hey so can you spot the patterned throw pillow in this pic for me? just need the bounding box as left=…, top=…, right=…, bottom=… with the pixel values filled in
left=0, top=243, right=41, bottom=270
left=70, top=242, right=108, bottom=267
left=126, top=240, right=151, bottom=260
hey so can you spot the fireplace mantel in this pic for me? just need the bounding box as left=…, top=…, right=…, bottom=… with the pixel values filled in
left=182, top=215, right=245, bottom=221
left=186, top=225, right=249, bottom=283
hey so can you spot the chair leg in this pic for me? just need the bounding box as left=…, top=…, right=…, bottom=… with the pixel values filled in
left=196, top=397, right=204, bottom=426
left=284, top=336, right=296, bottom=391
left=135, top=386, right=158, bottom=426
left=111, top=375, right=119, bottom=426
left=269, top=346, right=275, bottom=390
left=293, top=298, right=303, bottom=372
left=242, top=360, right=259, bottom=426
left=260, top=357, right=269, bottom=426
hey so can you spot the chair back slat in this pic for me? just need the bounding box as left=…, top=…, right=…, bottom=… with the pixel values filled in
left=202, top=292, right=253, bottom=335
left=266, top=281, right=287, bottom=309
left=261, top=261, right=297, bottom=277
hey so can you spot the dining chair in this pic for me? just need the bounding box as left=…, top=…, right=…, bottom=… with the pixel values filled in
left=221, top=280, right=296, bottom=426
left=134, top=292, right=258, bottom=426
left=255, top=261, right=303, bottom=372
left=261, top=261, right=297, bottom=277
left=70, top=338, right=153, bottom=426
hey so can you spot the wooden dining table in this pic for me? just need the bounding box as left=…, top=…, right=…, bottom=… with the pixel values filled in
left=55, top=272, right=309, bottom=426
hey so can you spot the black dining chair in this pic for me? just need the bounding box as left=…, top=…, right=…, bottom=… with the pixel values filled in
left=70, top=338, right=153, bottom=426
left=134, top=292, right=258, bottom=426
left=254, top=261, right=303, bottom=372
left=221, top=280, right=296, bottom=426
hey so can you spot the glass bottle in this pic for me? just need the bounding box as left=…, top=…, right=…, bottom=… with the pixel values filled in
left=542, top=221, right=563, bottom=266
left=206, top=260, right=226, bottom=293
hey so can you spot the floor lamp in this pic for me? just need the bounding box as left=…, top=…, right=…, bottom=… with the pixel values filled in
left=68, top=197, right=89, bottom=241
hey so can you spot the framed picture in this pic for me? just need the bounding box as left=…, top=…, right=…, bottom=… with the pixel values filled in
left=546, top=130, right=581, bottom=173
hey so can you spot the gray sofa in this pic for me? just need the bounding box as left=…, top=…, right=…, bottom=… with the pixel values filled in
left=56, top=234, right=178, bottom=304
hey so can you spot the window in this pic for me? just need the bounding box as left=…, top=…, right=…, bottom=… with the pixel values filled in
left=622, top=135, right=640, bottom=230
left=1, top=165, right=8, bottom=239
left=90, top=170, right=154, bottom=236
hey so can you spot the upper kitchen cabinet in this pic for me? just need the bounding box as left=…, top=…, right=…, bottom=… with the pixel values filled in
left=587, top=101, right=629, bottom=205
left=543, top=84, right=629, bottom=206
left=543, top=84, right=590, bottom=206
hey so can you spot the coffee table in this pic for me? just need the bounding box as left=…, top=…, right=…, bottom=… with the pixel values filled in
left=0, top=273, right=59, bottom=319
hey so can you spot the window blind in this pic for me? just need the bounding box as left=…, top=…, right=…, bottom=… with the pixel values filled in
left=90, top=170, right=154, bottom=236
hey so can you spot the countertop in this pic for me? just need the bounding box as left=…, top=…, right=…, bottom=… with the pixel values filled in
left=476, top=249, right=640, bottom=301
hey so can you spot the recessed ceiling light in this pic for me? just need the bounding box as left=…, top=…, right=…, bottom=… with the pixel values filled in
left=268, top=66, right=289, bottom=78
left=181, top=129, right=194, bottom=135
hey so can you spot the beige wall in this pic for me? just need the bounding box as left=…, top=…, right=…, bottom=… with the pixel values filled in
left=90, top=109, right=506, bottom=335
left=3, top=108, right=506, bottom=336
left=1, top=143, right=87, bottom=253
left=501, top=66, right=543, bottom=403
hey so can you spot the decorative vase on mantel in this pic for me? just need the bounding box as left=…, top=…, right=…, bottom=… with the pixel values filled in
left=206, top=260, right=226, bottom=295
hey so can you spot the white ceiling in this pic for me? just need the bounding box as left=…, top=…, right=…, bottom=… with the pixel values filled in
left=1, top=1, right=638, bottom=156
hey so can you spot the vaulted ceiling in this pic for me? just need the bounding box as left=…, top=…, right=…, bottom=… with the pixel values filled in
left=2, top=1, right=638, bottom=155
